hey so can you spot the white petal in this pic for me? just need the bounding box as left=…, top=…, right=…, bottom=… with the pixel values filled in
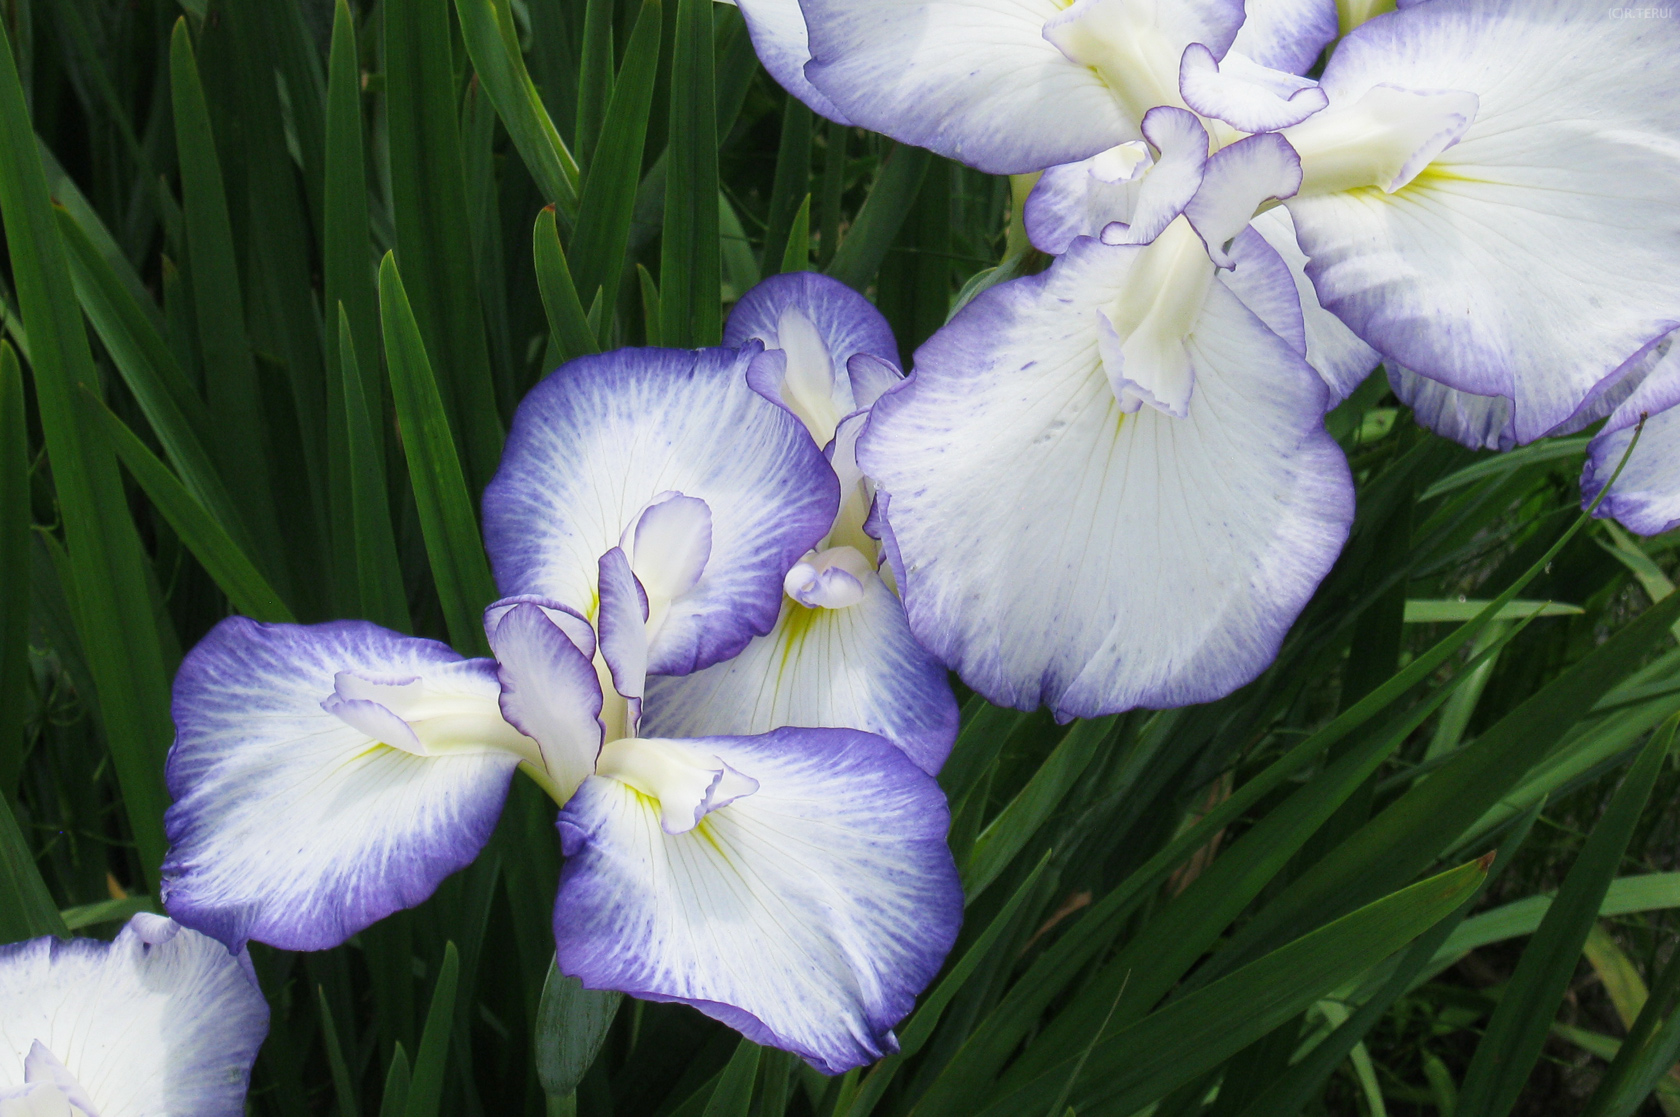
left=858, top=237, right=1353, bottom=718
left=484, top=346, right=838, bottom=677
left=1183, top=132, right=1302, bottom=268
left=593, top=737, right=760, bottom=835
left=1178, top=45, right=1327, bottom=134
left=1285, top=84, right=1477, bottom=196
left=733, top=0, right=855, bottom=123
left=1231, top=0, right=1338, bottom=74
left=622, top=493, right=714, bottom=604
left=1042, top=0, right=1246, bottom=126
left=1387, top=366, right=1515, bottom=453
left=162, top=619, right=522, bottom=951
left=1287, top=0, right=1680, bottom=444
left=597, top=548, right=650, bottom=703
left=1216, top=225, right=1308, bottom=363
left=1098, top=108, right=1211, bottom=249
left=1583, top=336, right=1680, bottom=535
left=553, top=727, right=961, bottom=1074
left=642, top=570, right=959, bottom=773
left=0, top=917, right=267, bottom=1117
left=1248, top=207, right=1380, bottom=401
left=801, top=0, right=1136, bottom=174
left=487, top=601, right=606, bottom=805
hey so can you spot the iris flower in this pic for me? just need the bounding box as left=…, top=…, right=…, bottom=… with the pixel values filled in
left=641, top=273, right=959, bottom=774
left=860, top=109, right=1354, bottom=719
left=161, top=345, right=962, bottom=1073
left=1, top=915, right=267, bottom=1117
left=782, top=0, right=1679, bottom=441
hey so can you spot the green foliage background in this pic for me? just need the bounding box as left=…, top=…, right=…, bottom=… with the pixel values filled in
left=2, top=1, right=1680, bottom=1114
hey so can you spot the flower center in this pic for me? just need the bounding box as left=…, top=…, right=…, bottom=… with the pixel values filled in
left=322, top=669, right=538, bottom=764
left=1098, top=215, right=1215, bottom=417
left=1284, top=84, right=1479, bottom=197
left=784, top=546, right=874, bottom=610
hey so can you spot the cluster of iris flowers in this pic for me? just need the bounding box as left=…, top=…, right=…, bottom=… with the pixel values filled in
left=7, top=0, right=1680, bottom=1105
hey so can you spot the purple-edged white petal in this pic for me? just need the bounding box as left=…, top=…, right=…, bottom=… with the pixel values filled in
left=642, top=568, right=958, bottom=774
left=1024, top=143, right=1153, bottom=257
left=1099, top=108, right=1211, bottom=249
left=622, top=493, right=713, bottom=605
left=1217, top=226, right=1308, bottom=364
left=597, top=548, right=650, bottom=707
left=731, top=273, right=900, bottom=446
left=847, top=353, right=904, bottom=411
left=1231, top=0, right=1338, bottom=74
left=483, top=346, right=838, bottom=677
left=1583, top=337, right=1680, bottom=535
left=593, top=737, right=760, bottom=835
left=1389, top=367, right=1515, bottom=453
left=484, top=595, right=597, bottom=659
left=553, top=727, right=961, bottom=1073
left=1183, top=133, right=1302, bottom=268
left=1248, top=208, right=1380, bottom=402
left=732, top=0, right=854, bottom=124
left=0, top=916, right=268, bottom=1116
left=1286, top=0, right=1680, bottom=444
left=859, top=234, right=1353, bottom=719
left=1179, top=45, right=1328, bottom=134
left=1285, top=83, right=1478, bottom=198
left=487, top=602, right=606, bottom=805
left=161, top=618, right=524, bottom=951
left=801, top=0, right=1135, bottom=175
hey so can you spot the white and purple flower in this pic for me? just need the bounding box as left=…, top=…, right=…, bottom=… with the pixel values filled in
left=160, top=343, right=963, bottom=1075
left=1, top=915, right=268, bottom=1117
left=641, top=273, right=960, bottom=774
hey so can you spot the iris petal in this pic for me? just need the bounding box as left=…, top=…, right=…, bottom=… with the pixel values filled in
left=552, top=727, right=961, bottom=1074
left=0, top=916, right=268, bottom=1116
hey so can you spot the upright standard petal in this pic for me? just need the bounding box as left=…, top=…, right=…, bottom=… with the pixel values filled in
left=0, top=916, right=268, bottom=1117
left=859, top=235, right=1353, bottom=719
left=733, top=0, right=854, bottom=123
left=1583, top=337, right=1680, bottom=536
left=1248, top=207, right=1380, bottom=401
left=1285, top=0, right=1680, bottom=444
left=162, top=619, right=526, bottom=951
left=483, top=346, right=838, bottom=677
left=553, top=727, right=962, bottom=1074
left=801, top=0, right=1134, bottom=175
left=642, top=570, right=959, bottom=774
left=487, top=600, right=607, bottom=804
left=1231, top=0, right=1338, bottom=75
left=1177, top=46, right=1327, bottom=135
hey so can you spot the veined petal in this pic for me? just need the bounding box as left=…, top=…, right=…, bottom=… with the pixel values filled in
left=553, top=727, right=961, bottom=1073
left=483, top=346, right=838, bottom=676
left=846, top=353, right=904, bottom=411
left=484, top=596, right=597, bottom=659
left=1583, top=337, right=1680, bottom=535
left=0, top=916, right=267, bottom=1117
left=734, top=0, right=854, bottom=123
left=1178, top=46, right=1327, bottom=134
left=1183, top=132, right=1302, bottom=268
left=161, top=619, right=522, bottom=951
left=859, top=236, right=1352, bottom=719
left=1248, top=207, right=1380, bottom=401
left=1286, top=0, right=1680, bottom=444
left=801, top=0, right=1134, bottom=175
left=597, top=548, right=651, bottom=705
left=643, top=569, right=958, bottom=773
left=487, top=601, right=606, bottom=805
left=1024, top=143, right=1153, bottom=257
left=1231, top=0, right=1338, bottom=75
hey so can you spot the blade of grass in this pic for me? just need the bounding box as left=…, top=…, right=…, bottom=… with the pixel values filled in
left=406, top=941, right=459, bottom=1117
left=378, top=254, right=497, bottom=654
left=86, top=390, right=293, bottom=623
left=761, top=98, right=812, bottom=276
left=455, top=0, right=581, bottom=214
left=168, top=17, right=287, bottom=580
left=339, top=307, right=413, bottom=633
left=781, top=194, right=811, bottom=276
left=0, top=340, right=27, bottom=802
left=385, top=0, right=505, bottom=492
left=319, top=984, right=362, bottom=1117
left=575, top=0, right=614, bottom=174
left=534, top=205, right=599, bottom=366
left=1457, top=717, right=1677, bottom=1117
left=381, top=1044, right=412, bottom=1117
left=1583, top=932, right=1680, bottom=1117
left=324, top=0, right=386, bottom=611
left=826, top=143, right=931, bottom=293
left=536, top=962, right=624, bottom=1098
left=659, top=0, right=720, bottom=347
left=701, top=1039, right=760, bottom=1117
left=567, top=0, right=662, bottom=339
left=0, top=788, right=67, bottom=942
left=980, top=861, right=1491, bottom=1117
left=0, top=16, right=175, bottom=881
